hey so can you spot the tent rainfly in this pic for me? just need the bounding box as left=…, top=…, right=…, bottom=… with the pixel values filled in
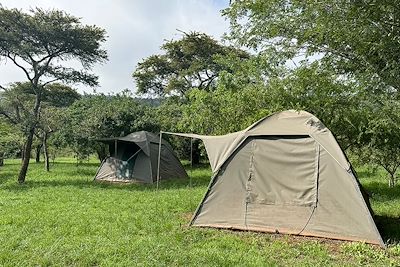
left=94, top=131, right=188, bottom=183
left=163, top=110, right=384, bottom=247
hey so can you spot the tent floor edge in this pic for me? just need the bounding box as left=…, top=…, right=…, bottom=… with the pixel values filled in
left=191, top=223, right=385, bottom=248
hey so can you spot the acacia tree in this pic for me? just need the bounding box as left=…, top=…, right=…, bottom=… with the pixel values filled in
left=0, top=7, right=107, bottom=183
left=0, top=82, right=80, bottom=171
left=133, top=32, right=249, bottom=163
left=133, top=31, right=248, bottom=97
left=36, top=83, right=81, bottom=171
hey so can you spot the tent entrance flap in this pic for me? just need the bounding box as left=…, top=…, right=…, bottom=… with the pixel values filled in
left=95, top=157, right=132, bottom=181
left=246, top=136, right=319, bottom=207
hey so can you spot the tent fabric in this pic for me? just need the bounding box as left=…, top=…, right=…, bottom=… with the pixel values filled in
left=164, top=110, right=384, bottom=246
left=164, top=110, right=350, bottom=173
left=94, top=131, right=188, bottom=183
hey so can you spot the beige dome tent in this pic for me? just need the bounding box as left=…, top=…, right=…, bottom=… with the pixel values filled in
left=94, top=131, right=188, bottom=183
left=164, top=110, right=384, bottom=246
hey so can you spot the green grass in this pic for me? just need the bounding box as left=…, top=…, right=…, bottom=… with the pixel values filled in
left=0, top=158, right=399, bottom=266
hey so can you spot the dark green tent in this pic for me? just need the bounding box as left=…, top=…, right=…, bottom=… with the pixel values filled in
left=94, top=131, right=188, bottom=183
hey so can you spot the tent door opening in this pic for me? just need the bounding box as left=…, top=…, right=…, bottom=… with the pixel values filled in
left=244, top=135, right=320, bottom=231
left=109, top=141, right=142, bottom=179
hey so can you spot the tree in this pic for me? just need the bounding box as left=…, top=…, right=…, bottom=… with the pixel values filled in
left=224, top=0, right=400, bottom=95
left=0, top=82, right=80, bottom=170
left=37, top=83, right=80, bottom=171
left=359, top=101, right=400, bottom=187
left=133, top=34, right=250, bottom=162
left=0, top=7, right=107, bottom=183
left=133, top=31, right=249, bottom=97
left=0, top=119, right=24, bottom=166
left=57, top=92, right=158, bottom=161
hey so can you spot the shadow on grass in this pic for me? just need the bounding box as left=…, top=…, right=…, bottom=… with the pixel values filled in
left=1, top=160, right=100, bottom=167
left=364, top=182, right=400, bottom=201
left=58, top=168, right=98, bottom=177
left=375, top=215, right=400, bottom=244
left=1, top=171, right=211, bottom=192
left=51, top=161, right=100, bottom=168
left=0, top=170, right=17, bottom=185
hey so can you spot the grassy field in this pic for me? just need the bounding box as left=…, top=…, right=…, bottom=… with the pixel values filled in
left=0, top=158, right=399, bottom=266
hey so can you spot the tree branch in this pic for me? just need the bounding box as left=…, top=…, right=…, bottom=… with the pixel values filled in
left=42, top=78, right=61, bottom=87
left=6, top=53, right=33, bottom=82
left=37, top=56, right=54, bottom=80
left=37, top=47, right=65, bottom=65
left=204, top=76, right=217, bottom=91
left=0, top=109, right=18, bottom=125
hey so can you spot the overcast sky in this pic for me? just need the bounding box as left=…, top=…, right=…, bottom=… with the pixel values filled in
left=0, top=0, right=230, bottom=94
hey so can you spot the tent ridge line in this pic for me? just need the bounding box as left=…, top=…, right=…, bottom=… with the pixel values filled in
left=309, top=134, right=350, bottom=172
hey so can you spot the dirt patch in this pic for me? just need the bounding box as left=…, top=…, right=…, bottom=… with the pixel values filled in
left=181, top=212, right=194, bottom=223
left=184, top=223, right=383, bottom=254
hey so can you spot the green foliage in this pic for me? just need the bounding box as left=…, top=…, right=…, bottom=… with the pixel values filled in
left=41, top=83, right=81, bottom=108
left=0, top=82, right=80, bottom=155
left=180, top=87, right=272, bottom=135
left=359, top=102, right=400, bottom=186
left=0, top=119, right=24, bottom=158
left=0, top=7, right=107, bottom=86
left=0, top=6, right=108, bottom=182
left=225, top=0, right=400, bottom=92
left=58, top=92, right=158, bottom=160
left=133, top=31, right=249, bottom=96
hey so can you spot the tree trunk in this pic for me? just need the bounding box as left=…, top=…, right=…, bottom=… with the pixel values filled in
left=18, top=128, right=35, bottom=183
left=43, top=132, right=49, bottom=172
left=0, top=152, right=4, bottom=166
left=35, top=144, right=42, bottom=163
left=18, top=90, right=41, bottom=183
left=21, top=144, right=25, bottom=163
left=96, top=145, right=108, bottom=162
left=192, top=139, right=200, bottom=165
left=389, top=174, right=395, bottom=188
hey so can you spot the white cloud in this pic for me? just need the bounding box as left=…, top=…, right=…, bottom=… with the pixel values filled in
left=0, top=0, right=230, bottom=94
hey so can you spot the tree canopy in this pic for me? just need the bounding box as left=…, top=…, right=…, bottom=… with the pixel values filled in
left=224, top=0, right=400, bottom=94
left=133, top=31, right=249, bottom=97
left=57, top=93, right=158, bottom=161
left=0, top=7, right=107, bottom=183
left=0, top=7, right=107, bottom=87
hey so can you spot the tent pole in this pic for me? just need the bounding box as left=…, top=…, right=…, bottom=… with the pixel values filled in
left=156, top=131, right=163, bottom=189
left=114, top=140, right=118, bottom=157
left=190, top=137, right=193, bottom=187
left=126, top=148, right=142, bottom=163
